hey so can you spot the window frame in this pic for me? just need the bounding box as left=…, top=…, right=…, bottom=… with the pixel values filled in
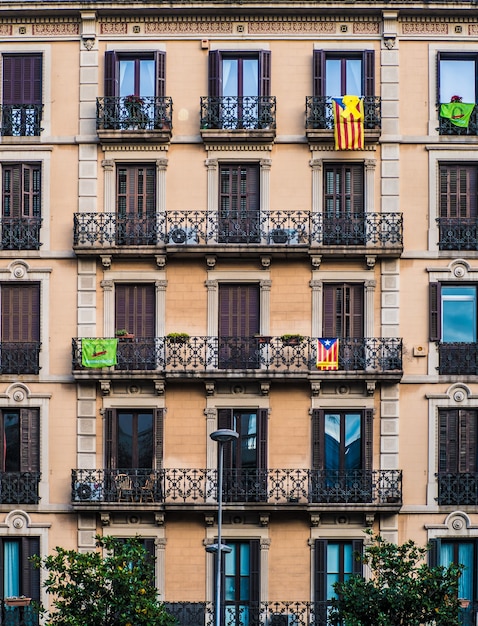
left=437, top=52, right=478, bottom=105
left=104, top=50, right=166, bottom=98
left=439, top=163, right=478, bottom=219
left=208, top=50, right=271, bottom=98
left=0, top=536, right=40, bottom=601
left=313, top=50, right=375, bottom=98
left=429, top=282, right=478, bottom=342
left=315, top=539, right=363, bottom=604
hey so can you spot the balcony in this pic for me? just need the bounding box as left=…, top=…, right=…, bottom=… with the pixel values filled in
left=72, top=210, right=403, bottom=258
left=0, top=217, right=42, bottom=250
left=437, top=343, right=478, bottom=375
left=71, top=468, right=402, bottom=508
left=437, top=472, right=478, bottom=505
left=0, top=104, right=43, bottom=137
left=438, top=103, right=478, bottom=135
left=72, top=336, right=402, bottom=381
left=305, top=96, right=381, bottom=145
left=96, top=96, right=173, bottom=144
left=200, top=96, right=276, bottom=142
left=437, top=217, right=478, bottom=251
left=0, top=342, right=41, bottom=375
left=0, top=471, right=41, bottom=504
left=1, top=601, right=39, bottom=626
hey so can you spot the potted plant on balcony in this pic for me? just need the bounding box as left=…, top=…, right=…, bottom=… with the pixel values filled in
left=166, top=332, right=190, bottom=344
left=254, top=333, right=273, bottom=345
left=281, top=333, right=304, bottom=346
left=123, top=94, right=147, bottom=129
left=115, top=329, right=135, bottom=340
left=5, top=596, right=31, bottom=607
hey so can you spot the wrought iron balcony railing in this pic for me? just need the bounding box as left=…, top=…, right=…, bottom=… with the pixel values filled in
left=305, top=96, right=381, bottom=130
left=73, top=210, right=403, bottom=249
left=0, top=342, right=41, bottom=375
left=1, top=601, right=39, bottom=626
left=71, top=468, right=402, bottom=505
left=438, top=103, right=478, bottom=135
left=0, top=104, right=43, bottom=137
left=200, top=96, right=276, bottom=130
left=438, top=343, right=478, bottom=375
left=437, top=217, right=478, bottom=250
left=437, top=472, right=478, bottom=505
left=0, top=471, right=41, bottom=504
left=0, top=217, right=42, bottom=250
left=72, top=336, right=402, bottom=374
left=96, top=96, right=173, bottom=132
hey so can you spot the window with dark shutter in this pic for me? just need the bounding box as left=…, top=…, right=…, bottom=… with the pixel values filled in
left=3, top=163, right=41, bottom=218
left=208, top=51, right=271, bottom=97
left=315, top=539, right=363, bottom=603
left=440, top=164, right=478, bottom=219
left=104, top=51, right=166, bottom=98
left=439, top=409, right=478, bottom=473
left=2, top=55, right=42, bottom=105
left=0, top=537, right=40, bottom=600
left=312, top=51, right=374, bottom=97
left=323, top=283, right=364, bottom=338
left=0, top=408, right=40, bottom=473
left=323, top=164, right=365, bottom=245
left=218, top=283, right=260, bottom=368
left=1, top=283, right=40, bottom=342
left=220, top=540, right=260, bottom=616
left=105, top=408, right=163, bottom=470
left=218, top=164, right=260, bottom=243
left=115, top=283, right=155, bottom=338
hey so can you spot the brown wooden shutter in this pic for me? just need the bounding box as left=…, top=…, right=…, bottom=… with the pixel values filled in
left=440, top=165, right=477, bottom=219
left=350, top=165, right=364, bottom=215
left=154, top=408, right=164, bottom=469
left=349, top=284, right=364, bottom=339
left=436, top=52, right=442, bottom=105
left=428, top=538, right=440, bottom=567
left=245, top=164, right=259, bottom=212
left=116, top=164, right=156, bottom=218
left=208, top=50, right=222, bottom=97
left=364, top=409, right=373, bottom=472
left=219, top=284, right=260, bottom=339
left=459, top=409, right=478, bottom=472
left=1, top=283, right=40, bottom=342
left=314, top=539, right=327, bottom=602
left=313, top=50, right=325, bottom=97
left=249, top=539, right=261, bottom=604
left=105, top=408, right=117, bottom=469
left=22, top=537, right=40, bottom=601
left=352, top=540, right=363, bottom=576
left=3, top=164, right=41, bottom=218
left=363, top=50, right=375, bottom=97
left=437, top=409, right=477, bottom=473
left=257, top=409, right=268, bottom=471
left=217, top=408, right=234, bottom=469
left=3, top=55, right=42, bottom=104
left=20, top=408, right=39, bottom=472
left=154, top=51, right=166, bottom=98
left=429, top=282, right=441, bottom=342
left=258, top=50, right=271, bottom=97
left=323, top=284, right=364, bottom=338
left=104, top=51, right=118, bottom=97
left=115, top=283, right=155, bottom=338
left=311, top=409, right=323, bottom=470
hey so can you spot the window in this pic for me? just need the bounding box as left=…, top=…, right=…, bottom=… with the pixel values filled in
left=217, top=408, right=268, bottom=502
left=0, top=408, right=40, bottom=504
left=105, top=408, right=163, bottom=470
left=311, top=409, right=372, bottom=503
left=438, top=54, right=478, bottom=105
left=206, top=51, right=272, bottom=129
left=323, top=164, right=365, bottom=245
left=2, top=163, right=41, bottom=250
left=2, top=54, right=42, bottom=136
left=315, top=539, right=363, bottom=622
left=116, top=164, right=156, bottom=245
left=438, top=164, right=478, bottom=251
left=323, top=283, right=364, bottom=338
left=313, top=51, right=374, bottom=98
left=218, top=284, right=260, bottom=368
left=115, top=283, right=156, bottom=369
left=0, top=283, right=40, bottom=374
left=0, top=537, right=40, bottom=603
left=219, top=164, right=260, bottom=244
left=222, top=540, right=260, bottom=625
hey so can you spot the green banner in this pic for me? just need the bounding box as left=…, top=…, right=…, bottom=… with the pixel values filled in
left=440, top=102, right=475, bottom=128
left=82, top=338, right=118, bottom=368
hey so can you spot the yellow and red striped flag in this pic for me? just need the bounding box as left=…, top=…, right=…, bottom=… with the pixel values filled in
left=332, top=95, right=364, bottom=150
left=317, top=338, right=339, bottom=370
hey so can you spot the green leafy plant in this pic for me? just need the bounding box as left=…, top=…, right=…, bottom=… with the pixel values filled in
left=329, top=530, right=464, bottom=626
left=31, top=535, right=175, bottom=626
left=115, top=329, right=129, bottom=337
left=166, top=332, right=190, bottom=343
left=280, top=333, right=304, bottom=344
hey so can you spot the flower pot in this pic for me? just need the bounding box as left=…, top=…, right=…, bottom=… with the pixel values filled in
left=167, top=336, right=189, bottom=344
left=459, top=599, right=470, bottom=609
left=5, top=597, right=31, bottom=607
left=255, top=335, right=273, bottom=345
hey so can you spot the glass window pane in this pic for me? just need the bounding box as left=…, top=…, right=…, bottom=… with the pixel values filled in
left=4, top=411, right=20, bottom=472
left=137, top=412, right=153, bottom=468
left=239, top=544, right=250, bottom=576
left=118, top=413, right=133, bottom=467
left=242, top=59, right=258, bottom=96
left=345, top=414, right=361, bottom=470
left=225, top=544, right=236, bottom=576
left=346, top=59, right=362, bottom=94
left=4, top=540, right=20, bottom=598
left=139, top=60, right=154, bottom=97
left=442, top=287, right=476, bottom=342
left=440, top=60, right=475, bottom=103
left=324, top=413, right=341, bottom=470
left=326, top=59, right=341, bottom=97
left=119, top=60, right=135, bottom=97
left=223, top=59, right=238, bottom=97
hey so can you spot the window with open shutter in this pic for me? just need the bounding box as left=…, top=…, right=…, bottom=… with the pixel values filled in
left=221, top=540, right=260, bottom=621
left=0, top=537, right=40, bottom=601
left=313, top=51, right=374, bottom=97
left=0, top=408, right=39, bottom=473
left=315, top=539, right=363, bottom=604
left=2, top=55, right=42, bottom=137
left=105, top=408, right=163, bottom=470
left=104, top=51, right=166, bottom=98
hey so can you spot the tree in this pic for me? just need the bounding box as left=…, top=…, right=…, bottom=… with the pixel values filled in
left=329, top=530, right=463, bottom=626
left=32, top=535, right=176, bottom=626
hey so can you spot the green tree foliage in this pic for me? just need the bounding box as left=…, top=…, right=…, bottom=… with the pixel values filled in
left=32, top=535, right=176, bottom=626
left=329, top=531, right=463, bottom=626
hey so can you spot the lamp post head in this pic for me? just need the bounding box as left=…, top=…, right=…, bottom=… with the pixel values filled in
left=210, top=429, right=239, bottom=443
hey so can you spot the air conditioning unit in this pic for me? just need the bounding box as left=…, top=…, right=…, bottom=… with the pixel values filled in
left=74, top=482, right=102, bottom=502
left=168, top=227, right=198, bottom=245
left=269, top=228, right=299, bottom=244
left=268, top=612, right=299, bottom=626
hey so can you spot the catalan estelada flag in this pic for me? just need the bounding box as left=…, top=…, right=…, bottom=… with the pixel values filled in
left=332, top=95, right=364, bottom=150
left=82, top=338, right=118, bottom=368
left=317, top=338, right=339, bottom=370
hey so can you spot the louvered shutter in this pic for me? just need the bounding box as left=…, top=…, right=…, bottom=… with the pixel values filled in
left=313, top=50, right=325, bottom=97
left=352, top=540, right=363, bottom=575
left=440, top=165, right=477, bottom=219
left=217, top=408, right=234, bottom=469
left=311, top=409, right=323, bottom=470
left=1, top=283, right=39, bottom=342
left=219, top=284, right=260, bottom=339
left=249, top=539, right=261, bottom=603
left=439, top=409, right=460, bottom=473
left=314, top=539, right=327, bottom=602
left=349, top=284, right=364, bottom=339
left=3, top=55, right=42, bottom=105
left=436, top=52, right=442, bottom=105
left=154, top=51, right=166, bottom=98
left=3, top=164, right=41, bottom=218
left=257, top=409, right=268, bottom=471
left=350, top=165, right=364, bottom=215
left=115, top=284, right=155, bottom=338
left=363, top=50, right=375, bottom=97
left=20, top=408, right=39, bottom=472
left=258, top=50, right=271, bottom=97
left=154, top=409, right=164, bottom=469
left=246, top=164, right=260, bottom=213
left=104, top=51, right=118, bottom=97
left=208, top=50, right=222, bottom=97
left=364, top=409, right=373, bottom=472
left=105, top=409, right=117, bottom=469
left=429, top=282, right=442, bottom=342
left=22, top=537, right=40, bottom=601
left=323, top=284, right=364, bottom=338
left=322, top=285, right=336, bottom=337
left=428, top=538, right=440, bottom=567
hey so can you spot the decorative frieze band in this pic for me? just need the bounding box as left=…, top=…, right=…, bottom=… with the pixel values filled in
left=145, top=21, right=233, bottom=34
left=33, top=22, right=79, bottom=35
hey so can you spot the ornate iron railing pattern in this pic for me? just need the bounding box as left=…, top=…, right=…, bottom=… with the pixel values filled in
left=0, top=472, right=41, bottom=504
left=437, top=473, right=478, bottom=505
left=1, top=602, right=39, bottom=626
left=0, top=342, right=41, bottom=375
left=72, top=336, right=402, bottom=374
left=200, top=96, right=276, bottom=130
left=305, top=96, right=381, bottom=130
left=73, top=211, right=403, bottom=248
left=437, top=217, right=478, bottom=250
left=438, top=343, right=478, bottom=375
left=164, top=601, right=329, bottom=626
left=0, top=217, right=42, bottom=250
left=0, top=104, right=43, bottom=137
left=96, top=96, right=173, bottom=132
left=71, top=468, right=402, bottom=505
left=438, top=104, right=478, bottom=135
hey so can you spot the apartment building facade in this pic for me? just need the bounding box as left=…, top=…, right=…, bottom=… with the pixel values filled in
left=0, top=0, right=476, bottom=624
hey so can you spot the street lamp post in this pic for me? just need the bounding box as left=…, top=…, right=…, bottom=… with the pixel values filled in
left=209, top=428, right=239, bottom=626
